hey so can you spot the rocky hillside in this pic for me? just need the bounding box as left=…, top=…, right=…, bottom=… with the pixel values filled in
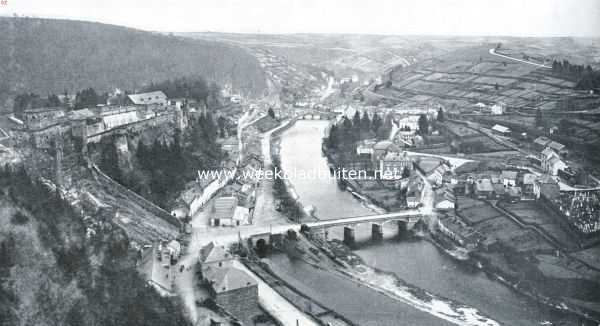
left=0, top=17, right=267, bottom=109
left=0, top=167, right=190, bottom=326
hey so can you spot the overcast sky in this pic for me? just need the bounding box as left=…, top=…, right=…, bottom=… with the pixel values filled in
left=2, top=0, right=600, bottom=36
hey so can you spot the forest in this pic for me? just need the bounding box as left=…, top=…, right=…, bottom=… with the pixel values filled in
left=0, top=166, right=190, bottom=326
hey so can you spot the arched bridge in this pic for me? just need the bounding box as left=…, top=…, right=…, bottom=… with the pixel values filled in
left=241, top=210, right=423, bottom=249
left=306, top=210, right=421, bottom=229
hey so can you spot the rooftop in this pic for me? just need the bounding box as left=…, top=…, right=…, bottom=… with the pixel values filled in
left=204, top=266, right=257, bottom=294
left=501, top=170, right=518, bottom=180
left=199, top=242, right=232, bottom=264
left=534, top=136, right=551, bottom=146
left=491, top=124, right=510, bottom=133
left=213, top=196, right=238, bottom=219
left=476, top=178, right=494, bottom=192
left=128, top=91, right=167, bottom=105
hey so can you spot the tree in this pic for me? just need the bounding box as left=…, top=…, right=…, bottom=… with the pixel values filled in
left=360, top=111, right=371, bottom=133
left=352, top=110, right=361, bottom=138
left=418, top=114, right=429, bottom=135
left=327, top=124, right=339, bottom=149
left=402, top=166, right=411, bottom=178
left=377, top=113, right=394, bottom=140
left=267, top=107, right=275, bottom=119
left=437, top=108, right=445, bottom=123
left=99, top=138, right=123, bottom=184
left=371, top=113, right=383, bottom=134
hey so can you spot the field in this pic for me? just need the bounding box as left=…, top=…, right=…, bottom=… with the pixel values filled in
left=499, top=201, right=580, bottom=251
left=456, top=197, right=503, bottom=224
left=474, top=215, right=554, bottom=252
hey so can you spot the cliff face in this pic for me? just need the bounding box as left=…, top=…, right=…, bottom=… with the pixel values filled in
left=0, top=17, right=267, bottom=108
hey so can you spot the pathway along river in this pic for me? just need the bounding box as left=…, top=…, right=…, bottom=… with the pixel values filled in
left=275, top=120, right=576, bottom=326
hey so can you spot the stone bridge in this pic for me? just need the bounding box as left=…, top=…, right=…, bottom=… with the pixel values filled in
left=305, top=210, right=422, bottom=246
left=241, top=210, right=423, bottom=248
left=295, top=110, right=337, bottom=120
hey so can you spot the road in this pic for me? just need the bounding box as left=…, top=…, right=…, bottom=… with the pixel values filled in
left=253, top=119, right=294, bottom=226
left=488, top=48, right=552, bottom=69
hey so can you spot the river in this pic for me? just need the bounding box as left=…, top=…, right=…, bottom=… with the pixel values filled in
left=276, top=119, right=576, bottom=326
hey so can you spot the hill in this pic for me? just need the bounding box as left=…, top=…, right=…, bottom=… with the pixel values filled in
left=0, top=17, right=267, bottom=109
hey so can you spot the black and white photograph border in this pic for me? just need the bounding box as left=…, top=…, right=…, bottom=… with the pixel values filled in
left=0, top=1, right=600, bottom=326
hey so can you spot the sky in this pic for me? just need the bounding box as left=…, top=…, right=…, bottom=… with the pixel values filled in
left=1, top=0, right=600, bottom=37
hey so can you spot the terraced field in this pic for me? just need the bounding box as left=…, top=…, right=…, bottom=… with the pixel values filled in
left=375, top=45, right=583, bottom=110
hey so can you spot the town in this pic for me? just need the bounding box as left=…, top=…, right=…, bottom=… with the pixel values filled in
left=1, top=7, right=600, bottom=326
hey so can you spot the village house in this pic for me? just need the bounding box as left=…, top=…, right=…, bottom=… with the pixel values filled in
left=198, top=242, right=259, bottom=324
left=521, top=173, right=537, bottom=198
left=138, top=242, right=180, bottom=294
left=533, top=136, right=552, bottom=152
left=372, top=140, right=401, bottom=160
left=434, top=187, right=456, bottom=211
left=356, top=139, right=377, bottom=156
left=199, top=242, right=233, bottom=269
left=415, top=157, right=451, bottom=187
left=436, top=215, right=483, bottom=250
left=506, top=186, right=522, bottom=202
left=490, top=103, right=504, bottom=115
left=501, top=170, right=518, bottom=187
left=202, top=266, right=258, bottom=323
left=534, top=175, right=560, bottom=200
left=491, top=124, right=510, bottom=136
left=475, top=178, right=494, bottom=199
left=547, top=140, right=568, bottom=157
left=379, top=151, right=413, bottom=180
left=211, top=196, right=240, bottom=226
left=541, top=148, right=567, bottom=176
left=406, top=188, right=422, bottom=208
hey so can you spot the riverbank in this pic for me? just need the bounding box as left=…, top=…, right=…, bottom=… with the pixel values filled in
left=303, top=233, right=501, bottom=326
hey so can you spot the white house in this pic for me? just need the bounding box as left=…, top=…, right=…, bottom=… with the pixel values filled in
left=490, top=103, right=504, bottom=115
left=541, top=149, right=567, bottom=176
left=501, top=170, right=518, bottom=187
left=491, top=124, right=510, bottom=136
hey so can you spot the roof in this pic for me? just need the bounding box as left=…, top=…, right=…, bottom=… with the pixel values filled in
left=537, top=174, right=558, bottom=184
left=128, top=91, right=167, bottom=105
left=533, top=136, right=551, bottom=146
left=205, top=266, right=257, bottom=294
left=507, top=186, right=522, bottom=197
left=548, top=156, right=562, bottom=165
left=166, top=240, right=181, bottom=253
left=382, top=151, right=410, bottom=162
left=199, top=242, right=232, bottom=264
left=492, top=183, right=506, bottom=195
left=435, top=188, right=456, bottom=204
left=491, top=124, right=510, bottom=133
left=70, top=108, right=95, bottom=120
left=541, top=147, right=557, bottom=158
left=523, top=173, right=536, bottom=185
left=476, top=179, right=494, bottom=192
left=213, top=196, right=238, bottom=219
left=547, top=141, right=565, bottom=152
left=501, top=170, right=518, bottom=180
left=373, top=140, right=393, bottom=150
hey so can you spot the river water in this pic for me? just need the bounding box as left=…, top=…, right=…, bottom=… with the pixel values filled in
left=276, top=120, right=574, bottom=326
